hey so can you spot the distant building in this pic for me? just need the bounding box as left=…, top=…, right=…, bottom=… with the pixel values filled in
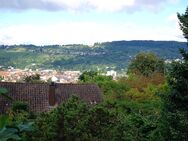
left=51, top=76, right=58, bottom=82
left=106, top=70, right=117, bottom=79
left=0, top=82, right=102, bottom=113
left=0, top=71, right=9, bottom=78
left=0, top=69, right=81, bottom=83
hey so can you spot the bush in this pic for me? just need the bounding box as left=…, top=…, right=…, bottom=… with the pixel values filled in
left=119, top=73, right=165, bottom=92
left=12, top=101, right=29, bottom=113
left=32, top=96, right=120, bottom=141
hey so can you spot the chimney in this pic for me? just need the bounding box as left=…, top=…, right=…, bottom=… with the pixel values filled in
left=49, top=82, right=56, bottom=106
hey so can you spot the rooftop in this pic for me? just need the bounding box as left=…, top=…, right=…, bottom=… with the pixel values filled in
left=0, top=82, right=102, bottom=113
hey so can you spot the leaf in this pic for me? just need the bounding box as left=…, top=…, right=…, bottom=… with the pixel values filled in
left=17, top=122, right=34, bottom=132
left=0, top=88, right=13, bottom=101
left=0, top=88, right=8, bottom=94
left=0, top=115, right=11, bottom=128
left=0, top=127, right=21, bottom=141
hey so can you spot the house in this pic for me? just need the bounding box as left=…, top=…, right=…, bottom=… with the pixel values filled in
left=0, top=82, right=102, bottom=113
left=106, top=70, right=117, bottom=79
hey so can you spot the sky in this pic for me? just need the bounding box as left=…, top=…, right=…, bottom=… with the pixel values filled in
left=0, top=0, right=187, bottom=45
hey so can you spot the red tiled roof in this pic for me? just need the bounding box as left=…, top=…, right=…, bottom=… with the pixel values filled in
left=0, top=71, right=9, bottom=77
left=0, top=82, right=102, bottom=113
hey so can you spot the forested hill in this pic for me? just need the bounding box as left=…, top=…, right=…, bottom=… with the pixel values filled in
left=0, top=40, right=187, bottom=72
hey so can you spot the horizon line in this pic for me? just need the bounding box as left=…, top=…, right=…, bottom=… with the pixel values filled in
left=0, top=39, right=187, bottom=46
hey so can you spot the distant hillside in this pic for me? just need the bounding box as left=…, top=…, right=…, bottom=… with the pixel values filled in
left=0, top=40, right=187, bottom=72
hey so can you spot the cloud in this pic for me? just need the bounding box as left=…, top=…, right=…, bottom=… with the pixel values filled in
left=167, top=14, right=178, bottom=23
left=0, top=0, right=179, bottom=12
left=0, top=0, right=67, bottom=11
left=0, top=21, right=185, bottom=45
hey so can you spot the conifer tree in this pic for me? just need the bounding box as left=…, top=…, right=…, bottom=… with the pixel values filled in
left=177, top=6, right=188, bottom=41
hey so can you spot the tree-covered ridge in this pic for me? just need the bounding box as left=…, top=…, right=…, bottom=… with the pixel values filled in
left=0, top=40, right=187, bottom=72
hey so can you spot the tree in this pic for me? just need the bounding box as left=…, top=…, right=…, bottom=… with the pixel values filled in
left=22, top=74, right=42, bottom=83
left=79, top=71, right=129, bottom=101
left=128, top=52, right=164, bottom=76
left=162, top=7, right=188, bottom=140
left=32, top=96, right=120, bottom=141
left=0, top=76, right=4, bottom=82
left=165, top=49, right=188, bottom=140
left=79, top=71, right=98, bottom=82
left=177, top=6, right=188, bottom=41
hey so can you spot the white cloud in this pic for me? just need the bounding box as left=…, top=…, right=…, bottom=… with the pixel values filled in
left=166, top=14, right=182, bottom=37
left=86, top=0, right=134, bottom=12
left=167, top=14, right=178, bottom=23
left=0, top=0, right=179, bottom=12
left=167, top=0, right=180, bottom=4
left=0, top=21, right=185, bottom=45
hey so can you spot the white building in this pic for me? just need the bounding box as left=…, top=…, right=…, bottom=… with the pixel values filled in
left=106, top=70, right=117, bottom=79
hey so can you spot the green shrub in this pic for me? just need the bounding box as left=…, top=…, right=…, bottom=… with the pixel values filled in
left=12, top=101, right=29, bottom=113
left=32, top=96, right=120, bottom=141
left=0, top=122, right=34, bottom=141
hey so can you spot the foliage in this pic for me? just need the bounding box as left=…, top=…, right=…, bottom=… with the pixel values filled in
left=119, top=73, right=165, bottom=92
left=9, top=101, right=32, bottom=126
left=0, top=122, right=34, bottom=141
left=159, top=8, right=188, bottom=140
left=164, top=49, right=188, bottom=140
left=0, top=85, right=36, bottom=140
left=79, top=71, right=129, bottom=101
left=0, top=76, right=4, bottom=82
left=114, top=113, right=159, bottom=141
left=32, top=96, right=120, bottom=141
left=79, top=71, right=98, bottom=82
left=127, top=52, right=164, bottom=76
left=0, top=87, right=13, bottom=101
left=33, top=96, right=89, bottom=141
left=167, top=53, right=188, bottom=99
left=22, top=74, right=43, bottom=83
left=0, top=127, right=21, bottom=141
left=125, top=86, right=159, bottom=102
left=78, top=69, right=166, bottom=141
left=177, top=6, right=188, bottom=41
left=0, top=106, right=34, bottom=141
left=0, top=115, right=11, bottom=129
left=12, top=101, right=29, bottom=113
